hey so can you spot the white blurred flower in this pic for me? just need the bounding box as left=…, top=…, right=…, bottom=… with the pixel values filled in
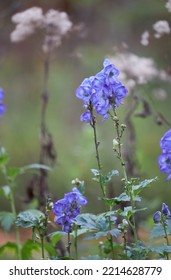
left=109, top=52, right=159, bottom=88
left=109, top=51, right=171, bottom=92
left=42, top=10, right=72, bottom=53
left=166, top=0, right=171, bottom=13
left=152, top=88, right=167, bottom=100
left=10, top=7, right=44, bottom=42
left=140, top=30, right=150, bottom=46
left=153, top=20, right=170, bottom=38
left=10, top=7, right=72, bottom=53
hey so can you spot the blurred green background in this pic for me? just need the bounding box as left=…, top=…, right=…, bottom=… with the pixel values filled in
left=0, top=0, right=171, bottom=222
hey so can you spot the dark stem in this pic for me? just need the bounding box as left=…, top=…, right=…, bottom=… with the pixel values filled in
left=67, top=232, right=71, bottom=258
left=90, top=105, right=106, bottom=197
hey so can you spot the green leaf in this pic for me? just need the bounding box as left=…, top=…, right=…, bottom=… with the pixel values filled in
left=21, top=240, right=40, bottom=260
left=119, top=206, right=147, bottom=219
left=151, top=224, right=165, bottom=238
left=75, top=213, right=119, bottom=241
left=75, top=213, right=97, bottom=230
left=6, top=167, right=22, bottom=181
left=146, top=245, right=171, bottom=254
left=75, top=213, right=113, bottom=231
left=49, top=231, right=66, bottom=246
left=102, top=170, right=119, bottom=184
left=70, top=228, right=90, bottom=238
left=102, top=193, right=141, bottom=208
left=91, top=169, right=99, bottom=176
left=0, top=147, right=10, bottom=166
left=0, top=212, right=15, bottom=232
left=151, top=220, right=171, bottom=238
left=0, top=241, right=18, bottom=257
left=0, top=185, right=11, bottom=199
left=132, top=177, right=157, bottom=197
left=44, top=243, right=57, bottom=257
left=85, top=229, right=121, bottom=240
left=16, top=210, right=45, bottom=228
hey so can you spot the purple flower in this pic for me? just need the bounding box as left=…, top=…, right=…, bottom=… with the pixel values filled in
left=80, top=110, right=92, bottom=123
left=76, top=59, right=128, bottom=122
left=161, top=203, right=171, bottom=217
left=158, top=152, right=171, bottom=181
left=52, top=187, right=87, bottom=233
left=158, top=129, right=171, bottom=181
left=160, top=129, right=171, bottom=151
left=0, top=88, right=6, bottom=117
left=153, top=211, right=161, bottom=223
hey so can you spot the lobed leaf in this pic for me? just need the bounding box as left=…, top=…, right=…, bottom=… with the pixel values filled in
left=16, top=210, right=45, bottom=228
left=0, top=211, right=15, bottom=232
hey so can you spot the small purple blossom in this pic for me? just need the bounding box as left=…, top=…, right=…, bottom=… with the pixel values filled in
left=153, top=211, right=161, bottom=223
left=160, top=129, right=171, bottom=151
left=53, top=188, right=87, bottom=233
left=76, top=59, right=128, bottom=123
left=158, top=153, right=171, bottom=181
left=161, top=203, right=171, bottom=217
left=153, top=203, right=171, bottom=224
left=0, top=88, right=6, bottom=117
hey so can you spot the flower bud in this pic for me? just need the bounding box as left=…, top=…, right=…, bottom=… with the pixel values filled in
left=153, top=211, right=161, bottom=223
left=122, top=219, right=128, bottom=227
left=161, top=203, right=171, bottom=217
left=121, top=124, right=126, bottom=129
left=113, top=139, right=119, bottom=149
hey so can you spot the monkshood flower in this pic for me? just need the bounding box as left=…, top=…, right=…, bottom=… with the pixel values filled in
left=0, top=88, right=6, bottom=117
left=160, top=129, right=171, bottom=151
left=53, top=187, right=87, bottom=232
left=161, top=203, right=171, bottom=217
left=158, top=129, right=171, bottom=181
left=76, top=59, right=128, bottom=122
left=158, top=153, right=171, bottom=181
left=153, top=203, right=171, bottom=224
left=153, top=211, right=161, bottom=223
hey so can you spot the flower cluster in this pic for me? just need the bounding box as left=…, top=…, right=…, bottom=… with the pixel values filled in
left=52, top=187, right=87, bottom=232
left=0, top=88, right=6, bottom=117
left=166, top=0, right=171, bottom=13
left=109, top=52, right=170, bottom=89
left=153, top=20, right=170, bottom=39
left=153, top=203, right=171, bottom=223
left=76, top=59, right=128, bottom=123
left=10, top=7, right=72, bottom=53
left=158, top=129, right=171, bottom=181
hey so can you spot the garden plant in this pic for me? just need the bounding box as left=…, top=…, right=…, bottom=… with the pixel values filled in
left=1, top=2, right=171, bottom=260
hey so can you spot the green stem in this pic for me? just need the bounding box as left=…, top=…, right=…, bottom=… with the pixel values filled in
left=111, top=109, right=138, bottom=246
left=74, top=226, right=78, bottom=259
left=123, top=230, right=128, bottom=257
left=162, top=219, right=170, bottom=260
left=90, top=106, right=106, bottom=197
left=67, top=232, right=71, bottom=258
left=9, top=189, right=21, bottom=260
left=40, top=233, right=45, bottom=259
left=108, top=215, right=115, bottom=259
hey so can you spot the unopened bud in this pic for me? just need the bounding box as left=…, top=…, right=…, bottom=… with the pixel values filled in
left=113, top=139, right=119, bottom=149
left=121, top=124, right=126, bottom=129
left=122, top=219, right=128, bottom=227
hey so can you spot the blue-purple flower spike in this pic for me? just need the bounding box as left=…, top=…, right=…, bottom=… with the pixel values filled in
left=76, top=59, right=128, bottom=123
left=158, top=129, right=171, bottom=181
left=52, top=188, right=87, bottom=233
